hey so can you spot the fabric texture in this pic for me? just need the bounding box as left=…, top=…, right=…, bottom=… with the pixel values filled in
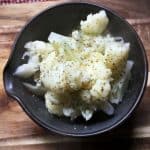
left=0, top=0, right=48, bottom=5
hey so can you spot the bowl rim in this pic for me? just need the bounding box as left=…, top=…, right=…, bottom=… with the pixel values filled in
left=3, top=2, right=148, bottom=137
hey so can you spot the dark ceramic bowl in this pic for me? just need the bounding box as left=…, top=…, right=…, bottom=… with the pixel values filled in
left=3, top=2, right=148, bottom=137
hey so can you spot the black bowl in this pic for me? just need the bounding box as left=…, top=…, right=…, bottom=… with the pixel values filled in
left=3, top=2, right=148, bottom=137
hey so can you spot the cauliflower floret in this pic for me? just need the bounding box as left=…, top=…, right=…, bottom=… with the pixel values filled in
left=45, top=96, right=63, bottom=116
left=104, top=42, right=130, bottom=78
left=65, top=61, right=81, bottom=90
left=90, top=79, right=111, bottom=101
left=48, top=32, right=78, bottom=50
left=36, top=44, right=54, bottom=60
left=41, top=62, right=68, bottom=93
left=45, top=91, right=60, bottom=104
left=63, top=107, right=75, bottom=117
left=24, top=41, right=46, bottom=51
left=72, top=30, right=81, bottom=40
left=28, top=55, right=39, bottom=64
left=92, top=36, right=105, bottom=53
left=78, top=53, right=112, bottom=90
left=41, top=58, right=82, bottom=93
left=14, top=63, right=39, bottom=78
left=80, top=10, right=109, bottom=35
left=85, top=61, right=112, bottom=81
left=24, top=41, right=54, bottom=60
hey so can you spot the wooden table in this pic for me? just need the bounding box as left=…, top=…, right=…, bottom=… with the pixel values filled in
left=0, top=0, right=150, bottom=149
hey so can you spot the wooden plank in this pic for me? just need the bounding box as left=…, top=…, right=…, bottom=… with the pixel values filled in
left=0, top=0, right=150, bottom=149
left=0, top=1, right=150, bottom=139
left=0, top=143, right=81, bottom=150
left=81, top=0, right=150, bottom=18
left=132, top=24, right=150, bottom=71
left=0, top=0, right=79, bottom=34
left=0, top=138, right=150, bottom=150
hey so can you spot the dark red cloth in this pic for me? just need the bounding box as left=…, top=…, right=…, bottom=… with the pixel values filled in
left=0, top=0, right=48, bottom=5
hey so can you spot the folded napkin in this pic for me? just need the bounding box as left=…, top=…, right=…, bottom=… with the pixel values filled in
left=0, top=0, right=48, bottom=5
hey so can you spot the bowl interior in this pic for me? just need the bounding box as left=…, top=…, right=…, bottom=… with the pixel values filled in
left=4, top=3, right=147, bottom=136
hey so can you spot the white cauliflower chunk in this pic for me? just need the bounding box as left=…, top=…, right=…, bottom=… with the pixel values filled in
left=64, top=61, right=81, bottom=90
left=86, top=61, right=112, bottom=81
left=45, top=91, right=60, bottom=104
left=90, top=80, right=111, bottom=101
left=41, top=62, right=67, bottom=93
left=45, top=93, right=63, bottom=116
left=28, top=55, right=39, bottom=64
left=104, top=42, right=130, bottom=77
left=48, top=32, right=77, bottom=50
left=80, top=10, right=109, bottom=35
left=14, top=63, right=38, bottom=78
left=24, top=41, right=46, bottom=51
left=63, top=107, right=74, bottom=117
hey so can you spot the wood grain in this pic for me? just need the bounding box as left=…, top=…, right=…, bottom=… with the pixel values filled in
left=82, top=0, right=150, bottom=18
left=0, top=0, right=150, bottom=149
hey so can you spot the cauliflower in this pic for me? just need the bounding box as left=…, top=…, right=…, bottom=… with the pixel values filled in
left=40, top=61, right=68, bottom=93
left=14, top=10, right=132, bottom=121
left=45, top=97, right=63, bottom=116
left=90, top=79, right=111, bottom=101
left=80, top=10, right=109, bottom=35
left=104, top=42, right=130, bottom=78
left=24, top=41, right=54, bottom=60
left=14, top=63, right=39, bottom=78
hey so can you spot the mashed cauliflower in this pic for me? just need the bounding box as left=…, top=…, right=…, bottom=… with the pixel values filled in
left=14, top=10, right=133, bottom=121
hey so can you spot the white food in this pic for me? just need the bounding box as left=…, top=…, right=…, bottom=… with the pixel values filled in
left=90, top=79, right=111, bottom=101
left=110, top=60, right=134, bottom=104
left=24, top=41, right=47, bottom=51
left=23, top=82, right=46, bottom=95
left=14, top=10, right=133, bottom=121
left=81, top=109, right=93, bottom=121
left=80, top=10, right=109, bottom=35
left=63, top=107, right=75, bottom=117
left=14, top=63, right=38, bottom=78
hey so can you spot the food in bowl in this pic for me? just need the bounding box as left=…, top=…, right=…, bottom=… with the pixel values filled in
left=14, top=10, right=133, bottom=121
